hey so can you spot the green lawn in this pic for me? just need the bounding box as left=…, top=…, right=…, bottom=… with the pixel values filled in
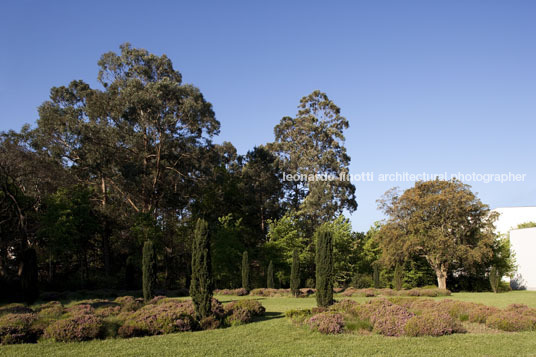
left=1, top=291, right=536, bottom=357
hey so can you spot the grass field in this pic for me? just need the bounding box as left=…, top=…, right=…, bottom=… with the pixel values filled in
left=1, top=291, right=536, bottom=357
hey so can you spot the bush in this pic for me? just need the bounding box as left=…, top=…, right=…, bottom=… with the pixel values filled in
left=224, top=299, right=265, bottom=326
left=350, top=273, right=373, bottom=289
left=114, top=296, right=142, bottom=312
left=486, top=311, right=536, bottom=332
left=404, top=311, right=465, bottom=337
left=285, top=309, right=312, bottom=324
left=117, top=301, right=196, bottom=337
left=66, top=304, right=94, bottom=316
left=0, top=313, right=40, bottom=344
left=44, top=314, right=104, bottom=342
left=0, top=304, right=34, bottom=317
left=250, top=288, right=290, bottom=297
left=370, top=304, right=414, bottom=336
left=307, top=312, right=344, bottom=334
left=37, top=301, right=64, bottom=319
left=200, top=316, right=221, bottom=330
left=214, top=288, right=248, bottom=296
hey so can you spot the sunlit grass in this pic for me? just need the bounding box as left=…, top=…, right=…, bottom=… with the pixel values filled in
left=1, top=291, right=535, bottom=356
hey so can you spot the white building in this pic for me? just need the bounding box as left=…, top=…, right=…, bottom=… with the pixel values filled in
left=492, top=207, right=536, bottom=290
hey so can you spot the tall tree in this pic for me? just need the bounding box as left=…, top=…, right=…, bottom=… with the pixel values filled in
left=267, top=260, right=275, bottom=289
left=142, top=240, right=156, bottom=301
left=377, top=179, right=497, bottom=290
left=269, top=90, right=356, bottom=230
left=315, top=226, right=334, bottom=307
left=20, top=248, right=38, bottom=304
left=290, top=249, right=300, bottom=296
left=242, top=250, right=250, bottom=291
left=190, top=219, right=213, bottom=319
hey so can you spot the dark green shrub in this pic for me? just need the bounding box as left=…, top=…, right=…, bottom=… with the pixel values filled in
left=290, top=249, right=300, bottom=297
left=242, top=251, right=250, bottom=292
left=190, top=218, right=213, bottom=320
left=315, top=227, right=334, bottom=307
left=142, top=240, right=156, bottom=302
left=373, top=265, right=381, bottom=289
left=267, top=261, right=274, bottom=289
left=224, top=299, right=265, bottom=326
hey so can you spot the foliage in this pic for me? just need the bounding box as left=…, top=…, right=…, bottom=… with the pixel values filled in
left=489, top=266, right=500, bottom=293
left=44, top=314, right=103, bottom=342
left=377, top=180, right=497, bottom=290
left=290, top=249, right=300, bottom=297
left=20, top=248, right=39, bottom=304
left=393, top=264, right=403, bottom=291
left=0, top=313, right=40, bottom=345
left=315, top=226, right=333, bottom=307
left=142, top=240, right=156, bottom=302
left=267, top=260, right=274, bottom=289
left=307, top=312, right=345, bottom=334
left=190, top=219, right=213, bottom=320
left=510, top=273, right=527, bottom=290
left=241, top=251, right=250, bottom=292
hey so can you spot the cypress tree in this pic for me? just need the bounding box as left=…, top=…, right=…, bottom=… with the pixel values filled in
left=267, top=260, right=274, bottom=289
left=142, top=240, right=156, bottom=302
left=393, top=263, right=403, bottom=291
left=21, top=248, right=38, bottom=304
left=315, top=227, right=333, bottom=307
left=290, top=249, right=300, bottom=297
left=373, top=264, right=380, bottom=289
left=242, top=251, right=250, bottom=291
left=489, top=266, right=500, bottom=293
left=190, top=219, right=213, bottom=319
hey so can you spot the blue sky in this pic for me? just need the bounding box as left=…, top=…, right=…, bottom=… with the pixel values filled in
left=1, top=0, right=535, bottom=232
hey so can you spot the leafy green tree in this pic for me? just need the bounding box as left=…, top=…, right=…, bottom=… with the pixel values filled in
left=142, top=240, right=156, bottom=301
left=290, top=250, right=300, bottom=296
left=377, top=180, right=497, bottom=290
left=190, top=219, right=213, bottom=319
left=242, top=251, right=250, bottom=291
left=268, top=90, right=356, bottom=230
left=211, top=214, right=245, bottom=288
left=315, top=226, right=334, bottom=307
left=267, top=260, right=275, bottom=289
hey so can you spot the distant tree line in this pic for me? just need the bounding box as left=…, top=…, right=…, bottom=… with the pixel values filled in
left=0, top=44, right=515, bottom=303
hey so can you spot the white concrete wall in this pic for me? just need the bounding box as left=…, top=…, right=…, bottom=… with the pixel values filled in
left=492, top=207, right=536, bottom=291
left=509, top=227, right=536, bottom=290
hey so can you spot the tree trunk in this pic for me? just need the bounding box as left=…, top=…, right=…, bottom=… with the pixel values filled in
left=435, top=265, right=447, bottom=289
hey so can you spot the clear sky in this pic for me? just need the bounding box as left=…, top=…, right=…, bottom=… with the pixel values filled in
left=1, top=0, right=535, bottom=232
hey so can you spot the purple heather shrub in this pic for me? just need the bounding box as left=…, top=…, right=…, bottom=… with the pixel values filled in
left=486, top=311, right=536, bottom=332
left=225, top=308, right=253, bottom=326
left=200, top=316, right=221, bottom=330
left=44, top=313, right=104, bottom=342
left=147, top=295, right=167, bottom=305
left=214, top=288, right=249, bottom=296
left=307, top=312, right=345, bottom=334
left=0, top=313, right=40, bottom=345
left=37, top=301, right=64, bottom=319
left=370, top=304, right=414, bottom=337
left=329, top=299, right=359, bottom=313
left=404, top=311, right=465, bottom=337
left=114, top=296, right=142, bottom=312
left=95, top=305, right=121, bottom=318
left=66, top=304, right=95, bottom=316
left=117, top=302, right=196, bottom=338
left=249, top=288, right=291, bottom=297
